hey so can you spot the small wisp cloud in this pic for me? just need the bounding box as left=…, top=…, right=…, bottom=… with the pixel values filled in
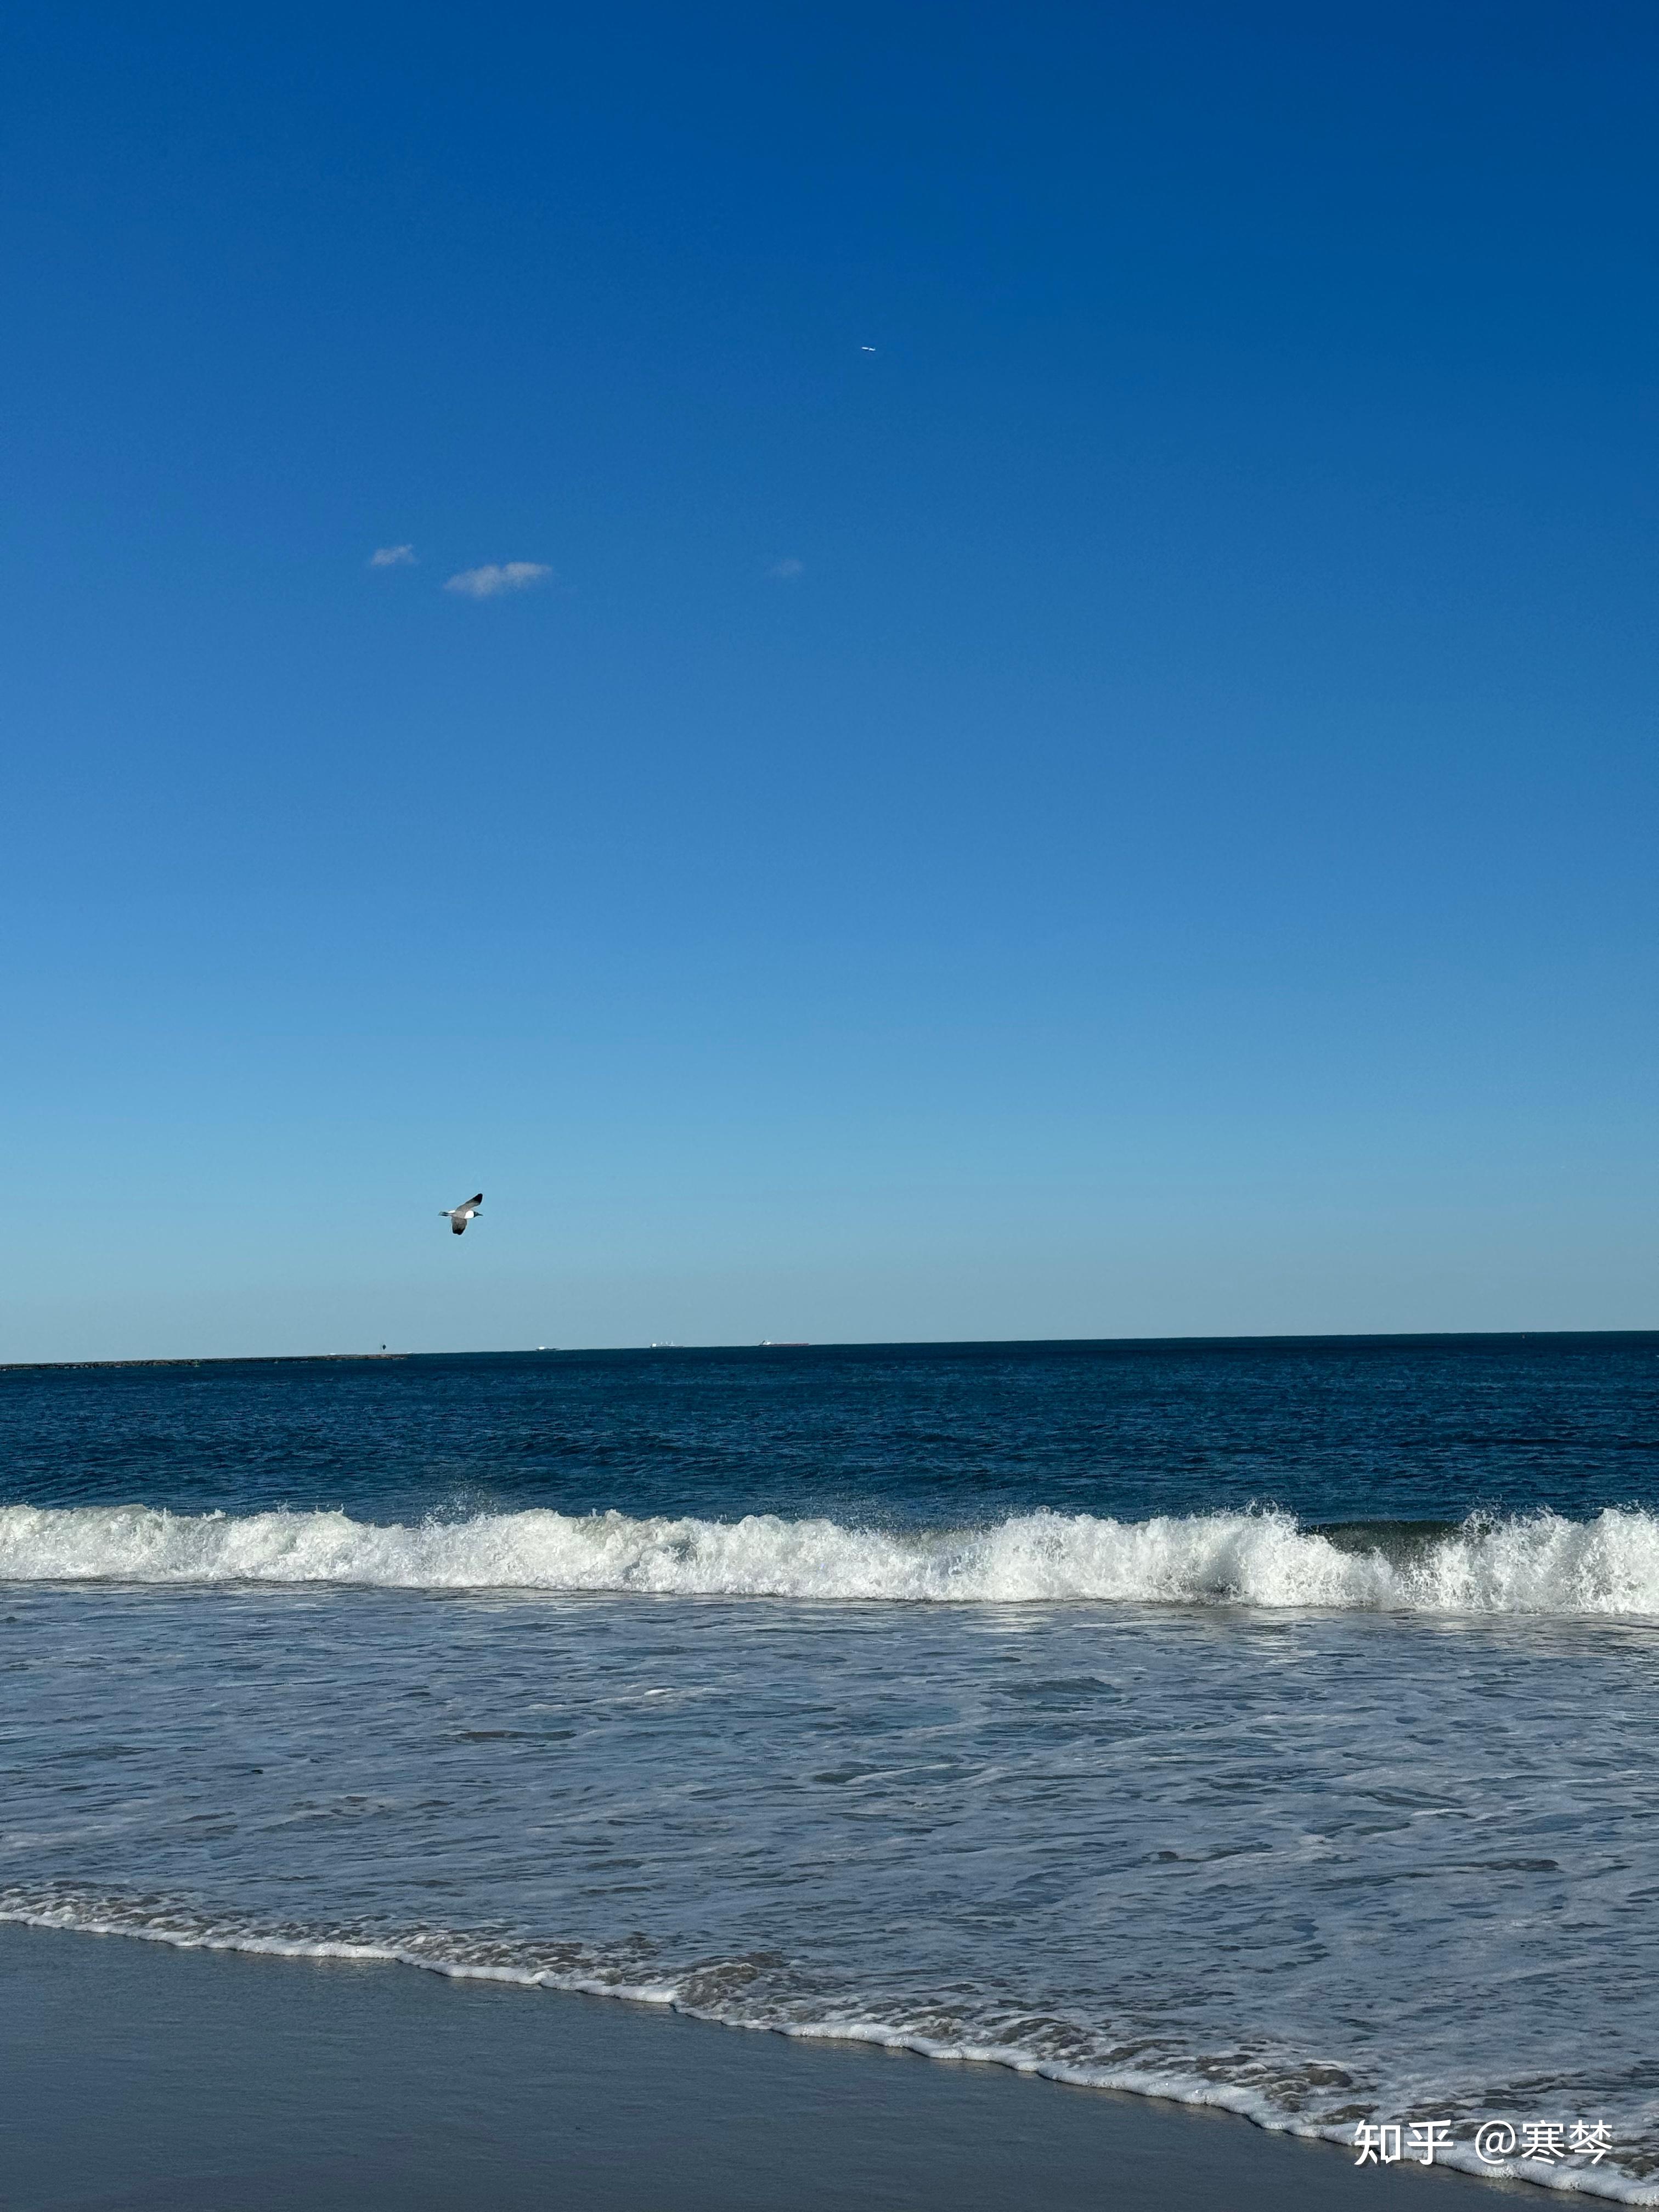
left=369, top=544, right=417, bottom=567
left=444, top=562, right=551, bottom=599
left=767, top=556, right=805, bottom=580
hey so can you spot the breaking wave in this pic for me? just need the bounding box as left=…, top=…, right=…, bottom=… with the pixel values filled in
left=4, top=1500, right=1659, bottom=1612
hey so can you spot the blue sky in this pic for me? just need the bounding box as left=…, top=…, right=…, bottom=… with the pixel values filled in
left=3, top=2, right=1655, bottom=1357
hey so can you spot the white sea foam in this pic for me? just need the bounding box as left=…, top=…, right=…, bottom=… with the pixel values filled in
left=3, top=1895, right=1655, bottom=2204
left=4, top=1500, right=1659, bottom=1612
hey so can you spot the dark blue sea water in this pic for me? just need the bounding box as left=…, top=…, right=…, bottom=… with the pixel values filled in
left=8, top=1333, right=1658, bottom=1525
left=4, top=1337, right=1659, bottom=2198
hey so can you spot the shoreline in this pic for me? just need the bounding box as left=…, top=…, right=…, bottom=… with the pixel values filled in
left=0, top=1920, right=1532, bottom=2210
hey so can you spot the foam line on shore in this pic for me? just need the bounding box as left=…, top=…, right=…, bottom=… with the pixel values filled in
left=2, top=1895, right=1651, bottom=2203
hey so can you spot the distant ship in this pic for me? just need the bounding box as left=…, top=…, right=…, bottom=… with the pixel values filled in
left=759, top=1340, right=810, bottom=1347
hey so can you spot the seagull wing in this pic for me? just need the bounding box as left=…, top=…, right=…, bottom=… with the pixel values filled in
left=452, top=1215, right=469, bottom=1234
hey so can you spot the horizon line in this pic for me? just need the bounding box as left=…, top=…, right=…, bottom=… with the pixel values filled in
left=5, top=1326, right=1658, bottom=1374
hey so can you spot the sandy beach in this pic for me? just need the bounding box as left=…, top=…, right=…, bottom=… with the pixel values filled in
left=0, top=1920, right=1519, bottom=2210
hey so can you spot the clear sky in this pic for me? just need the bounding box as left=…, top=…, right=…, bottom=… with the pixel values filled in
left=3, top=2, right=1655, bottom=1358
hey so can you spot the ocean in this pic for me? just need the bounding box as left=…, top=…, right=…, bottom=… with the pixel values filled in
left=4, top=1336, right=1658, bottom=2198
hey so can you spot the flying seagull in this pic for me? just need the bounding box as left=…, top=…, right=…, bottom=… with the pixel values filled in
left=442, top=1193, right=483, bottom=1235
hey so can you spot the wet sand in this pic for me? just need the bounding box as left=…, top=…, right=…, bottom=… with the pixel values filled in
left=0, top=1921, right=1513, bottom=2209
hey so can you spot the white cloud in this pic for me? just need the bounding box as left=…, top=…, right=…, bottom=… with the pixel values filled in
left=443, top=562, right=552, bottom=599
left=767, top=557, right=805, bottom=579
left=369, top=544, right=417, bottom=567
